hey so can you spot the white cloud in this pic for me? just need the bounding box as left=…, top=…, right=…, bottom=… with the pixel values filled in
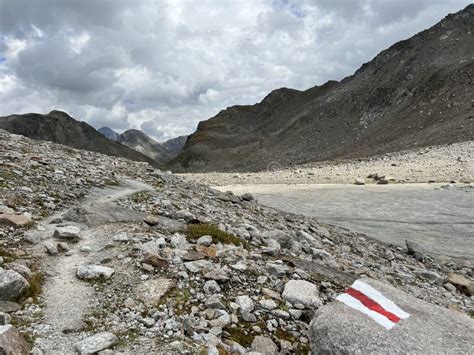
left=0, top=0, right=471, bottom=141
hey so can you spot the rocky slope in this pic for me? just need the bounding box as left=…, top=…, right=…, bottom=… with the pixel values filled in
left=0, top=129, right=472, bottom=354
left=0, top=111, right=157, bottom=167
left=183, top=140, right=474, bottom=186
left=170, top=5, right=474, bottom=172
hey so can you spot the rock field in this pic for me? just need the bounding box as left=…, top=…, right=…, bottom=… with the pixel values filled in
left=0, top=129, right=473, bottom=354
left=182, top=141, right=473, bottom=186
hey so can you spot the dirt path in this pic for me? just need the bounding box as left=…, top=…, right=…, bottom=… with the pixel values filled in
left=31, top=179, right=155, bottom=354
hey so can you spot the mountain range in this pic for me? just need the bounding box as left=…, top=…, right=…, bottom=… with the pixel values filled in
left=0, top=111, right=157, bottom=166
left=98, top=127, right=187, bottom=165
left=0, top=5, right=472, bottom=173
left=168, top=4, right=474, bottom=172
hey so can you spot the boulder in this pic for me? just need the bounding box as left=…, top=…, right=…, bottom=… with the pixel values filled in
left=0, top=301, right=21, bottom=313
left=0, top=269, right=29, bottom=301
left=251, top=335, right=278, bottom=355
left=0, top=213, right=33, bottom=228
left=354, top=178, right=365, bottom=185
left=74, top=332, right=117, bottom=354
left=447, top=273, right=474, bottom=296
left=76, top=265, right=114, bottom=280
left=241, top=193, right=254, bottom=201
left=136, top=278, right=174, bottom=307
left=235, top=295, right=254, bottom=314
left=0, top=325, right=29, bottom=354
left=282, top=280, right=322, bottom=308
left=184, top=260, right=213, bottom=273
left=405, top=240, right=426, bottom=261
left=53, top=226, right=81, bottom=242
left=309, top=278, right=474, bottom=354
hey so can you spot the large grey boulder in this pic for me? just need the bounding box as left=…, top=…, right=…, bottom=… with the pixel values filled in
left=0, top=324, right=29, bottom=354
left=309, top=278, right=474, bottom=354
left=0, top=269, right=29, bottom=301
left=74, top=331, right=117, bottom=354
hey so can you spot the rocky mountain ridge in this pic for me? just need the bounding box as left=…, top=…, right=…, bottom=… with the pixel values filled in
left=0, top=111, right=157, bottom=167
left=170, top=4, right=474, bottom=172
left=0, top=129, right=472, bottom=354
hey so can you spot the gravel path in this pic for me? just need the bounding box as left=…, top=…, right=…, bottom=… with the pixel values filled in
left=32, top=180, right=155, bottom=353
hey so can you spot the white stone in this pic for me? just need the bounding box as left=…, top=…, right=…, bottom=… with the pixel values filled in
left=76, top=265, right=114, bottom=280
left=235, top=295, right=254, bottom=314
left=74, top=332, right=117, bottom=354
left=259, top=299, right=278, bottom=310
left=184, top=260, right=213, bottom=273
left=282, top=280, right=322, bottom=308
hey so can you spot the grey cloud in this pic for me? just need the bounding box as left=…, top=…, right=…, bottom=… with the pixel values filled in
left=0, top=0, right=471, bottom=139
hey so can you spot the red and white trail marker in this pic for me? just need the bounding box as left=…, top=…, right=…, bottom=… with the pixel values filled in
left=336, top=280, right=410, bottom=330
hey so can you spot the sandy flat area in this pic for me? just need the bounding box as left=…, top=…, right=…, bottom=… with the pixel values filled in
left=214, top=183, right=474, bottom=260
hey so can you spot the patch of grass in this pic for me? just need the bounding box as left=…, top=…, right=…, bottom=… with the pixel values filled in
left=115, top=329, right=139, bottom=348
left=5, top=194, right=26, bottom=209
left=158, top=287, right=192, bottom=316
left=0, top=247, right=18, bottom=263
left=224, top=326, right=254, bottom=347
left=22, top=271, right=44, bottom=302
left=275, top=329, right=311, bottom=353
left=185, top=223, right=243, bottom=246
left=129, top=191, right=152, bottom=203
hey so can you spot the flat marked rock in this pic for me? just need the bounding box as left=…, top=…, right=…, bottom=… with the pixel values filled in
left=74, top=331, right=117, bottom=355
left=309, top=278, right=474, bottom=354
left=76, top=265, right=114, bottom=280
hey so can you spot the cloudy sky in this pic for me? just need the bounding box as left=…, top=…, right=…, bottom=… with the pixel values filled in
left=0, top=0, right=471, bottom=141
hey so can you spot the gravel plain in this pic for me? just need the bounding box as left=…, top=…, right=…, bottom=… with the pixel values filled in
left=181, top=141, right=473, bottom=186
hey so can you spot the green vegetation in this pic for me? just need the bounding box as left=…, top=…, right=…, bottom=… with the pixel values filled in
left=185, top=223, right=243, bottom=246
left=0, top=247, right=18, bottom=263
left=22, top=271, right=44, bottom=302
left=158, top=287, right=192, bottom=316
left=224, top=326, right=254, bottom=347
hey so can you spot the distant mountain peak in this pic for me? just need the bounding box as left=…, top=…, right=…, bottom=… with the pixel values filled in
left=48, top=110, right=73, bottom=119
left=98, top=127, right=121, bottom=142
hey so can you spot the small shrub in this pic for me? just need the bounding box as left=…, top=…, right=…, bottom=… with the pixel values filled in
left=22, top=272, right=44, bottom=302
left=185, top=223, right=242, bottom=246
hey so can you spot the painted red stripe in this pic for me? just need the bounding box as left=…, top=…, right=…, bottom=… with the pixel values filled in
left=345, top=287, right=401, bottom=323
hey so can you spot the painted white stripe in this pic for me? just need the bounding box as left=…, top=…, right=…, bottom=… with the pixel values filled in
left=351, top=280, right=410, bottom=319
left=336, top=293, right=396, bottom=329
